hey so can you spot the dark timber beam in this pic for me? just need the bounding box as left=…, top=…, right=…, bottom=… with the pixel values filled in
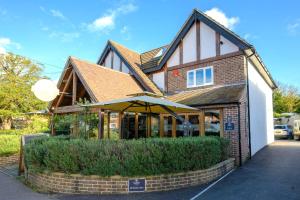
left=56, top=71, right=73, bottom=107
left=135, top=113, right=139, bottom=139
left=72, top=71, right=77, bottom=105
left=107, top=112, right=110, bottom=139
left=98, top=109, right=104, bottom=139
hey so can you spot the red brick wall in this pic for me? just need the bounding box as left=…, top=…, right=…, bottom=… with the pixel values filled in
left=26, top=158, right=234, bottom=194
left=166, top=55, right=246, bottom=93
left=222, top=89, right=250, bottom=165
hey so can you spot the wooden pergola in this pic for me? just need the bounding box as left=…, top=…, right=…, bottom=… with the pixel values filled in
left=81, top=94, right=199, bottom=139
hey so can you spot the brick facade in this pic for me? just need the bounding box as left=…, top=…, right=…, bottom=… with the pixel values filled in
left=166, top=54, right=246, bottom=93
left=26, top=158, right=234, bottom=194
left=0, top=154, right=19, bottom=167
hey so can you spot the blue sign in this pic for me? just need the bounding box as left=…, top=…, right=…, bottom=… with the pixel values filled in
left=128, top=179, right=145, bottom=192
left=225, top=116, right=235, bottom=131
left=225, top=122, right=235, bottom=131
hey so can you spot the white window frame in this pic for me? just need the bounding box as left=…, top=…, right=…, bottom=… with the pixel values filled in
left=186, top=66, right=214, bottom=88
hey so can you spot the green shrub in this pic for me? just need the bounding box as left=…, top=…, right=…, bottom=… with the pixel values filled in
left=25, top=136, right=230, bottom=177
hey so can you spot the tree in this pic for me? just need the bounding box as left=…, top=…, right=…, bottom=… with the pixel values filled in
left=273, top=82, right=300, bottom=115
left=0, top=53, right=47, bottom=129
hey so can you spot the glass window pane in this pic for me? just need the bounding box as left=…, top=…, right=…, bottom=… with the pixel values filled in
left=164, top=116, right=172, bottom=137
left=205, top=67, right=212, bottom=84
left=205, top=110, right=220, bottom=137
left=196, top=69, right=204, bottom=86
left=188, top=115, right=200, bottom=136
left=176, top=115, right=185, bottom=137
left=187, top=71, right=194, bottom=87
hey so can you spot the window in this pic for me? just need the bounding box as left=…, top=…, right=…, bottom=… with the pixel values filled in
left=187, top=66, right=213, bottom=88
left=205, top=110, right=220, bottom=137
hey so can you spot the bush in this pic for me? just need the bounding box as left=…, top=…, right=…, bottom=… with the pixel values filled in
left=25, top=136, right=230, bottom=177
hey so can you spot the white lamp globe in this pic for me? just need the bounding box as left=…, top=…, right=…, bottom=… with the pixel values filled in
left=31, top=79, right=59, bottom=102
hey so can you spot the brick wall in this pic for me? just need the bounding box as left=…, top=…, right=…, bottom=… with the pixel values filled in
left=166, top=54, right=246, bottom=93
left=26, top=158, right=234, bottom=194
left=0, top=154, right=19, bottom=167
left=222, top=89, right=250, bottom=165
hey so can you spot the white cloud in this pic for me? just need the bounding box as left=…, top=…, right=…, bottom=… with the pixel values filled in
left=287, top=19, right=300, bottom=35
left=205, top=8, right=239, bottom=30
left=50, top=9, right=66, bottom=20
left=87, top=2, right=138, bottom=33
left=88, top=15, right=115, bottom=32
left=0, top=37, right=21, bottom=54
left=0, top=8, right=7, bottom=16
left=120, top=26, right=131, bottom=40
left=49, top=31, right=80, bottom=42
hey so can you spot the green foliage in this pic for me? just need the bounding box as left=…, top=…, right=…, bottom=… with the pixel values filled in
left=25, top=136, right=230, bottom=176
left=0, top=134, right=20, bottom=156
left=0, top=53, right=47, bottom=129
left=273, top=82, right=300, bottom=115
left=0, top=115, right=49, bottom=156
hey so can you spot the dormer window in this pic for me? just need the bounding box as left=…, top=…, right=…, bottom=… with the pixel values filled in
left=154, top=47, right=167, bottom=58
left=187, top=66, right=214, bottom=88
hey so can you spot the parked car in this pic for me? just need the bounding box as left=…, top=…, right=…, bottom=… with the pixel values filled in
left=293, top=120, right=300, bottom=140
left=274, top=125, right=293, bottom=139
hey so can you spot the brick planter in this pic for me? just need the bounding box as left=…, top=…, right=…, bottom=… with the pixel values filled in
left=0, top=154, right=19, bottom=167
left=26, top=158, right=234, bottom=194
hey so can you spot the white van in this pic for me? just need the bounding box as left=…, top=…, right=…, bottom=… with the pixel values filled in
left=294, top=120, right=300, bottom=140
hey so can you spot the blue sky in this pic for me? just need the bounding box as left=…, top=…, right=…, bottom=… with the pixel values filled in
left=0, top=0, right=299, bottom=88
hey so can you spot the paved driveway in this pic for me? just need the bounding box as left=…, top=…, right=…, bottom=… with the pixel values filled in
left=57, top=140, right=300, bottom=200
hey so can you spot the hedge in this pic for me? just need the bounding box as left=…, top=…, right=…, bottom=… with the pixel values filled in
left=25, top=136, right=230, bottom=177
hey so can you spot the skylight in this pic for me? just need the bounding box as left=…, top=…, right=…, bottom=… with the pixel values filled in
left=154, top=47, right=167, bottom=58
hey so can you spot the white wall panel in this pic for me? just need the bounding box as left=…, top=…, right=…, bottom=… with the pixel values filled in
left=167, top=47, right=180, bottom=67
left=200, top=22, right=216, bottom=59
left=220, top=35, right=239, bottom=55
left=113, top=52, right=121, bottom=71
left=248, top=60, right=274, bottom=156
left=104, top=51, right=112, bottom=68
left=152, top=71, right=165, bottom=90
left=183, top=23, right=197, bottom=63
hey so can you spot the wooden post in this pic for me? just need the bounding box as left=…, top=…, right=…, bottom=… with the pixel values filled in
left=159, top=115, right=164, bottom=137
left=107, top=112, right=110, bottom=139
left=147, top=114, right=152, bottom=137
left=200, top=111, right=205, bottom=136
left=135, top=113, right=139, bottom=139
left=172, top=117, right=176, bottom=138
left=72, top=71, right=77, bottom=105
left=98, top=109, right=103, bottom=139
left=220, top=109, right=224, bottom=137
left=51, top=113, right=55, bottom=136
left=119, top=112, right=123, bottom=139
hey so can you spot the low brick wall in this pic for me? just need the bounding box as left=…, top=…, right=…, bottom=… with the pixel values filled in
left=0, top=154, right=19, bottom=167
left=26, top=158, right=234, bottom=194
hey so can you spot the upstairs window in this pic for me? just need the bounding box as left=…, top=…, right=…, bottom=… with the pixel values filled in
left=187, top=66, right=213, bottom=88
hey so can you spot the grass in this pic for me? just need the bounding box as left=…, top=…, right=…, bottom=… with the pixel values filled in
left=0, top=134, right=21, bottom=156
left=0, top=128, right=49, bottom=157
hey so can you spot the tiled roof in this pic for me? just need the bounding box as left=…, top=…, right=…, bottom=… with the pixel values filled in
left=140, top=45, right=169, bottom=71
left=70, top=57, right=144, bottom=102
left=167, top=84, right=246, bottom=106
left=109, top=40, right=163, bottom=95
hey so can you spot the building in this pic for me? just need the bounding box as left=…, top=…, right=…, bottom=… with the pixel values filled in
left=49, top=9, right=276, bottom=165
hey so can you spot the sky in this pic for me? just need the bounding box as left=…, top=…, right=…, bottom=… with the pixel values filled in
left=0, top=0, right=299, bottom=88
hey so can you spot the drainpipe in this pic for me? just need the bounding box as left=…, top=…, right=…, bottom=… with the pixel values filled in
left=238, top=104, right=242, bottom=166
left=245, top=49, right=255, bottom=159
